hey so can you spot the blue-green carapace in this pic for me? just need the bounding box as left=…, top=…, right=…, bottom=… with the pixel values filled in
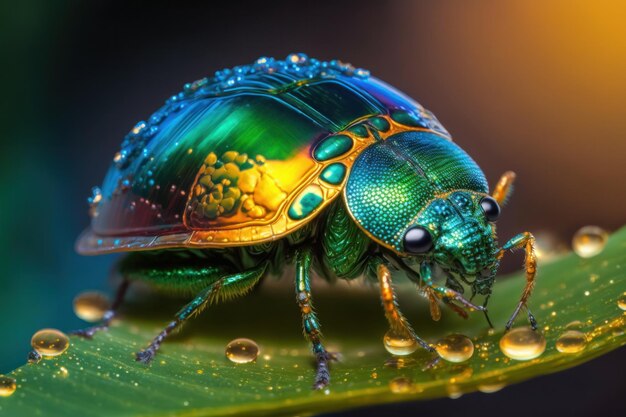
left=74, top=53, right=538, bottom=389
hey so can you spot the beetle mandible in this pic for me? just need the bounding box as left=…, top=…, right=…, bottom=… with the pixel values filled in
left=74, top=53, right=538, bottom=389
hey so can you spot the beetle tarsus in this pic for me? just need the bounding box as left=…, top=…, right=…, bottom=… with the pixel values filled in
left=135, top=348, right=157, bottom=364
left=136, top=320, right=177, bottom=364
left=528, top=309, right=538, bottom=330
left=70, top=327, right=99, bottom=339
left=312, top=351, right=336, bottom=390
left=422, top=353, right=442, bottom=370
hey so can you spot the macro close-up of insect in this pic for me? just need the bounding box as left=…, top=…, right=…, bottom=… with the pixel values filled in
left=67, top=53, right=538, bottom=389
left=2, top=2, right=625, bottom=416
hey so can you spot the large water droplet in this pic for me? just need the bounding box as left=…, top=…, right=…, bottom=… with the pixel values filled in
left=383, top=330, right=419, bottom=356
left=435, top=334, right=474, bottom=363
left=572, top=226, right=608, bottom=258
left=31, top=329, right=70, bottom=358
left=225, top=338, right=259, bottom=364
left=555, top=330, right=587, bottom=353
left=0, top=376, right=16, bottom=397
left=389, top=376, right=413, bottom=394
left=73, top=291, right=110, bottom=322
left=499, top=327, right=546, bottom=360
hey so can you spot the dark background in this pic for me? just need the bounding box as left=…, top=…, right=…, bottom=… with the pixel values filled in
left=0, top=1, right=624, bottom=416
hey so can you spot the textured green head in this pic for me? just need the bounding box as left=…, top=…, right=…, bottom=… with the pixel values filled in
left=411, top=192, right=499, bottom=276
left=344, top=129, right=499, bottom=292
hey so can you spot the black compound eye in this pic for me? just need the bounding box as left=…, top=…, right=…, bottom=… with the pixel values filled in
left=404, top=226, right=433, bottom=254
left=480, top=196, right=501, bottom=222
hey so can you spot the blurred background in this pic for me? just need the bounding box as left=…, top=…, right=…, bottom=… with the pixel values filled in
left=0, top=0, right=624, bottom=416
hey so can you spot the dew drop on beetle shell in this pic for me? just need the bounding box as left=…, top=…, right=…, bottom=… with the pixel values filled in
left=73, top=291, right=110, bottom=322
left=389, top=376, right=413, bottom=394
left=31, top=329, right=70, bottom=358
left=618, top=293, right=626, bottom=311
left=0, top=375, right=17, bottom=397
left=435, top=334, right=474, bottom=363
left=225, top=338, right=259, bottom=364
left=499, top=327, right=546, bottom=360
left=572, top=226, right=608, bottom=258
left=383, top=330, right=419, bottom=356
left=555, top=330, right=587, bottom=354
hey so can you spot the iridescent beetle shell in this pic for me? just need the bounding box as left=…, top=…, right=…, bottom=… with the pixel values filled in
left=77, top=53, right=486, bottom=255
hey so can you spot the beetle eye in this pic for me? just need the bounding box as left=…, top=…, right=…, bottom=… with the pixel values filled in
left=480, top=196, right=501, bottom=222
left=404, top=226, right=433, bottom=254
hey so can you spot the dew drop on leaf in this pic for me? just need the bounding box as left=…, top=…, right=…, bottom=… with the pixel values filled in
left=389, top=376, right=413, bottom=394
left=225, top=338, right=259, bottom=364
left=555, top=330, right=587, bottom=354
left=0, top=375, right=17, bottom=397
left=499, top=327, right=546, bottom=360
left=31, top=329, right=70, bottom=358
left=477, top=382, right=506, bottom=393
left=73, top=291, right=110, bottom=322
left=435, top=334, right=474, bottom=363
left=572, top=226, right=608, bottom=258
left=383, top=330, right=419, bottom=356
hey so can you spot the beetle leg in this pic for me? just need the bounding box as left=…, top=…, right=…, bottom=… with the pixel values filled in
left=420, top=262, right=486, bottom=313
left=373, top=258, right=435, bottom=353
left=498, top=232, right=538, bottom=330
left=135, top=263, right=267, bottom=364
left=71, top=279, right=130, bottom=339
left=492, top=171, right=516, bottom=205
left=295, top=247, right=337, bottom=390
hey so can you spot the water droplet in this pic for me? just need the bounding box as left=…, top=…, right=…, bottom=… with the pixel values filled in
left=499, top=327, right=546, bottom=360
left=478, top=382, right=506, bottom=393
left=73, top=291, right=110, bottom=322
left=57, top=366, right=69, bottom=378
left=225, top=338, right=259, bottom=364
left=389, top=376, right=413, bottom=394
left=556, top=330, right=587, bottom=354
left=572, top=226, right=608, bottom=258
left=447, top=385, right=463, bottom=399
left=384, top=357, right=417, bottom=369
left=533, top=230, right=567, bottom=262
left=31, top=329, right=70, bottom=358
left=618, top=293, right=626, bottom=311
left=0, top=375, right=17, bottom=397
left=435, top=334, right=474, bottom=363
left=565, top=320, right=584, bottom=329
left=383, top=330, right=419, bottom=356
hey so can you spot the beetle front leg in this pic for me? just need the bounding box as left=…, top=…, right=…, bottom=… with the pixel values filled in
left=498, top=232, right=538, bottom=330
left=372, top=258, right=434, bottom=354
left=295, top=247, right=336, bottom=390
left=420, top=262, right=486, bottom=314
left=71, top=279, right=130, bottom=338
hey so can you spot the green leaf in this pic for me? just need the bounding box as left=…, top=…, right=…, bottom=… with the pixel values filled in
left=2, top=228, right=625, bottom=417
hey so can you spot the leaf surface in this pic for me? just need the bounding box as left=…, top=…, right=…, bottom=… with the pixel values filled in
left=1, top=228, right=625, bottom=417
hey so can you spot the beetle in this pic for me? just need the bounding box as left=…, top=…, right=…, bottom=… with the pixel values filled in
left=74, top=53, right=538, bottom=389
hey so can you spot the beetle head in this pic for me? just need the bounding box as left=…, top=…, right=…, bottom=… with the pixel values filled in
left=402, top=191, right=500, bottom=292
